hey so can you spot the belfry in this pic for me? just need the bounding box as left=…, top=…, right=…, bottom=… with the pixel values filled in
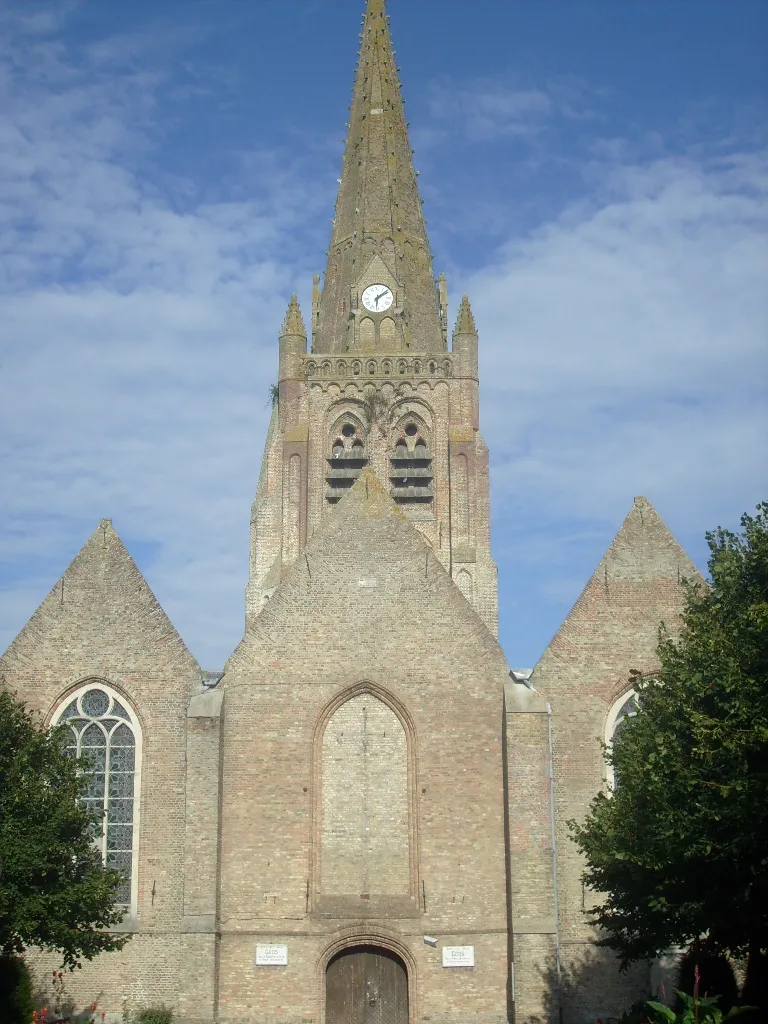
left=246, top=0, right=498, bottom=639
left=1, top=1, right=702, bottom=1021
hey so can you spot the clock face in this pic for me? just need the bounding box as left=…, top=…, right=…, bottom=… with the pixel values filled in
left=361, top=284, right=394, bottom=313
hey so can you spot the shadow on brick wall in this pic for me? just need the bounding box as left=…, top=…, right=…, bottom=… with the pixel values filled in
left=526, top=942, right=650, bottom=1024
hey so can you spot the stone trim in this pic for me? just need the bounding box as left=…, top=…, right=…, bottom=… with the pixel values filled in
left=306, top=355, right=453, bottom=381
left=604, top=688, right=639, bottom=790
left=49, top=678, right=143, bottom=920
left=606, top=663, right=659, bottom=703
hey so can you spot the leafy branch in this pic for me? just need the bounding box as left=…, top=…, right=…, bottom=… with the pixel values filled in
left=360, top=390, right=388, bottom=436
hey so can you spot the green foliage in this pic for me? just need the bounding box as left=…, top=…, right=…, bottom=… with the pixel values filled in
left=618, top=998, right=653, bottom=1023
left=134, top=1008, right=173, bottom=1024
left=647, top=990, right=753, bottom=1024
left=0, top=956, right=34, bottom=1024
left=361, top=390, right=388, bottom=434
left=675, top=949, right=738, bottom=1012
left=0, top=689, right=129, bottom=968
left=269, top=383, right=279, bottom=407
left=570, top=504, right=768, bottom=984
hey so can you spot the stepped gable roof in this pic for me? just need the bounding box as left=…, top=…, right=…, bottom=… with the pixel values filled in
left=227, top=469, right=510, bottom=686
left=314, top=0, right=442, bottom=354
left=1, top=519, right=199, bottom=678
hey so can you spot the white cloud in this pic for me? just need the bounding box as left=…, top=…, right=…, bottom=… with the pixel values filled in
left=0, top=7, right=765, bottom=670
left=0, top=7, right=331, bottom=667
left=424, top=73, right=599, bottom=143
left=471, top=148, right=768, bottom=596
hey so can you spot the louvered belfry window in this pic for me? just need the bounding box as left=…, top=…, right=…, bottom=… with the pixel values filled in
left=390, top=422, right=434, bottom=503
left=325, top=421, right=369, bottom=503
left=57, top=685, right=139, bottom=908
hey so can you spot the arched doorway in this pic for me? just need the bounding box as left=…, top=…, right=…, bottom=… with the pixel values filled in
left=326, top=945, right=408, bottom=1023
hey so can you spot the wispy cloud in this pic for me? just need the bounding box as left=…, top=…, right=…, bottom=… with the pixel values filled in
left=1, top=6, right=765, bottom=670
left=0, top=5, right=332, bottom=667
left=467, top=146, right=768, bottom=645
left=422, top=73, right=600, bottom=144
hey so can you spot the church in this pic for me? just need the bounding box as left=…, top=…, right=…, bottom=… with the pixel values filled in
left=1, top=1, right=701, bottom=1021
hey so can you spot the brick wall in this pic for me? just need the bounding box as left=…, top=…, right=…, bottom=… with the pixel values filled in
left=219, top=470, right=510, bottom=1022
left=526, top=497, right=703, bottom=1022
left=0, top=522, right=205, bottom=1019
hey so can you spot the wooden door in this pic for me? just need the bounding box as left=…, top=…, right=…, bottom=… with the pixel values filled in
left=326, top=946, right=408, bottom=1024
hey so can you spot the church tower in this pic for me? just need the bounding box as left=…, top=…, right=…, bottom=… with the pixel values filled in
left=0, top=0, right=705, bottom=1021
left=246, top=0, right=498, bottom=635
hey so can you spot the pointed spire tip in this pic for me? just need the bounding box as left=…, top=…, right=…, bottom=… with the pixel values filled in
left=454, top=294, right=477, bottom=336
left=281, top=294, right=307, bottom=338
left=315, top=0, right=441, bottom=353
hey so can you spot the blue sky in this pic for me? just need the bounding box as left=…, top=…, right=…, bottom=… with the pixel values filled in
left=1, top=0, right=766, bottom=670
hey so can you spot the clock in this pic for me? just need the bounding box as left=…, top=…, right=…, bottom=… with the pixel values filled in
left=361, top=284, right=394, bottom=313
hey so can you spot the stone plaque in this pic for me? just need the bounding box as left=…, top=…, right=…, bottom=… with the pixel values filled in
left=442, top=945, right=475, bottom=968
left=255, top=944, right=288, bottom=966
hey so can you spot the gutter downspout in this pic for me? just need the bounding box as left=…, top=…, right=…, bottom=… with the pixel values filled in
left=547, top=702, right=564, bottom=1023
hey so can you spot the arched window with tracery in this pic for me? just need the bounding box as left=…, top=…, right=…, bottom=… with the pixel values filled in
left=52, top=682, right=141, bottom=912
left=325, top=418, right=368, bottom=504
left=389, top=419, right=434, bottom=505
left=605, top=690, right=639, bottom=789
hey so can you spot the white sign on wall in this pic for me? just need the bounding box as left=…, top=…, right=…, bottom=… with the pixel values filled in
left=442, top=945, right=475, bottom=968
left=255, top=944, right=288, bottom=966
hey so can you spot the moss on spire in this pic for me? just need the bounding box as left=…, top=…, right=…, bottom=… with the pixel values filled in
left=454, top=294, right=477, bottom=336
left=314, top=0, right=443, bottom=354
left=281, top=294, right=307, bottom=338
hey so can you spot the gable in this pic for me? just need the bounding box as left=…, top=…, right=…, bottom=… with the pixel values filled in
left=228, top=470, right=509, bottom=687
left=532, top=496, right=703, bottom=689
left=1, top=519, right=199, bottom=679
left=356, top=253, right=399, bottom=294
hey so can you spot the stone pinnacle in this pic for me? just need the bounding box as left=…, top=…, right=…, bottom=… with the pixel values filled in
left=281, top=294, right=307, bottom=338
left=454, top=294, right=477, bottom=336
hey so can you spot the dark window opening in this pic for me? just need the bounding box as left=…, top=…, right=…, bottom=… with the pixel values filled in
left=390, top=429, right=433, bottom=504
left=326, top=424, right=369, bottom=503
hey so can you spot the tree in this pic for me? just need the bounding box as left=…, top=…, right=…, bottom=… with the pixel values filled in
left=570, top=503, right=768, bottom=998
left=0, top=688, right=129, bottom=968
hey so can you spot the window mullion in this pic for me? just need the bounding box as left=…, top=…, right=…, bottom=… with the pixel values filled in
left=103, top=726, right=110, bottom=862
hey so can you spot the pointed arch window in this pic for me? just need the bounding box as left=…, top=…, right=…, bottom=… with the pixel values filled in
left=326, top=419, right=369, bottom=503
left=318, top=691, right=413, bottom=901
left=390, top=420, right=433, bottom=504
left=605, top=690, right=639, bottom=790
left=52, top=682, right=141, bottom=913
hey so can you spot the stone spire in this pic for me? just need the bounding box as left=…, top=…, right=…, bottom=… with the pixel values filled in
left=313, top=0, right=443, bottom=354
left=452, top=293, right=478, bottom=377
left=281, top=294, right=306, bottom=339
left=278, top=294, right=307, bottom=383
left=454, top=294, right=477, bottom=337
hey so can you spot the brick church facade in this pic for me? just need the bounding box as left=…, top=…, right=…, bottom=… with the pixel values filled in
left=1, top=1, right=701, bottom=1021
